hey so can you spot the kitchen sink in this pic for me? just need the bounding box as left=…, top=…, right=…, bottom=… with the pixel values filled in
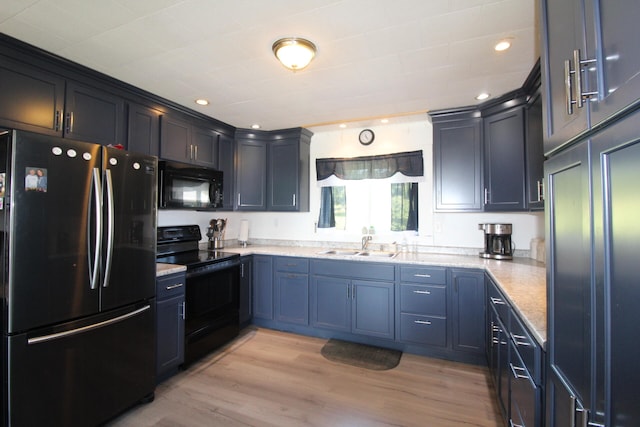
left=357, top=251, right=398, bottom=259
left=317, top=249, right=361, bottom=256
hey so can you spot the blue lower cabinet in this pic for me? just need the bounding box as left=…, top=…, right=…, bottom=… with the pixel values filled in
left=399, top=313, right=446, bottom=346
left=450, top=269, right=485, bottom=354
left=311, top=274, right=394, bottom=339
left=311, top=275, right=351, bottom=332
left=252, top=255, right=274, bottom=320
left=156, top=272, right=185, bottom=382
left=275, top=271, right=309, bottom=325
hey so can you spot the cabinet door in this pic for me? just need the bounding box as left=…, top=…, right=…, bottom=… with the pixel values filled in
left=217, top=133, right=235, bottom=210
left=64, top=81, right=125, bottom=146
left=525, top=94, right=545, bottom=210
left=239, top=257, right=252, bottom=325
left=156, top=293, right=185, bottom=376
left=545, top=141, right=592, bottom=415
left=352, top=280, right=394, bottom=340
left=268, top=138, right=299, bottom=211
left=311, top=275, right=351, bottom=332
left=539, top=0, right=592, bottom=154
left=191, top=125, right=218, bottom=168
left=252, top=255, right=273, bottom=320
left=127, top=103, right=160, bottom=156
left=275, top=272, right=309, bottom=325
left=433, top=118, right=483, bottom=211
left=483, top=107, right=526, bottom=211
left=592, top=113, right=640, bottom=426
left=160, top=114, right=191, bottom=162
left=589, top=1, right=640, bottom=128
left=0, top=56, right=65, bottom=136
left=235, top=139, right=267, bottom=210
left=450, top=269, right=485, bottom=354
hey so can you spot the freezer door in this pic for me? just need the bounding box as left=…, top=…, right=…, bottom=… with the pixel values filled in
left=101, top=147, right=157, bottom=310
left=6, top=303, right=155, bottom=426
left=8, top=132, right=102, bottom=333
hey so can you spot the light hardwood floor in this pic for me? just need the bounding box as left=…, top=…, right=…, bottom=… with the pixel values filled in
left=109, top=327, right=502, bottom=427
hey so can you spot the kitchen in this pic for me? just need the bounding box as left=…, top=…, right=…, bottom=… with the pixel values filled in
left=1, top=1, right=639, bottom=426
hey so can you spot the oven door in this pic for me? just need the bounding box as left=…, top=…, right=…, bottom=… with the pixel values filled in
left=183, top=260, right=240, bottom=364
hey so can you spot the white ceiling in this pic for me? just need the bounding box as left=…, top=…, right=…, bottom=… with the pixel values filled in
left=0, top=0, right=538, bottom=131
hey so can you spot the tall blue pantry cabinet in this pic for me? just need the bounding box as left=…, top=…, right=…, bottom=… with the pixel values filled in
left=541, top=0, right=640, bottom=425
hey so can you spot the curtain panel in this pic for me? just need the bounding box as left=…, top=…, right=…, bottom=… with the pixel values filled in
left=316, top=150, right=423, bottom=181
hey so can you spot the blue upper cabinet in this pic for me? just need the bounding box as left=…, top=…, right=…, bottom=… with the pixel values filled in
left=235, top=127, right=312, bottom=212
left=540, top=0, right=640, bottom=155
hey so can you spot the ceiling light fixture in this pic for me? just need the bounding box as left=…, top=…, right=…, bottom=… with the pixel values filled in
left=251, top=124, right=261, bottom=129
left=494, top=39, right=512, bottom=51
left=195, top=99, right=209, bottom=106
left=272, top=37, right=317, bottom=71
left=476, top=93, right=491, bottom=101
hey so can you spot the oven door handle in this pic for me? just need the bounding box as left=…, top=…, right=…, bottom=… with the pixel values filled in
left=185, top=258, right=241, bottom=279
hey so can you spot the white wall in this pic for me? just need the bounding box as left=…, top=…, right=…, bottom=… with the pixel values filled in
left=158, top=119, right=544, bottom=252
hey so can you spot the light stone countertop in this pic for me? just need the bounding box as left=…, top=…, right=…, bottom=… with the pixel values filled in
left=156, top=263, right=187, bottom=277
left=221, top=244, right=548, bottom=348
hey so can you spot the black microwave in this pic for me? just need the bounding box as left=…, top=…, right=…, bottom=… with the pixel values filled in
left=158, top=160, right=223, bottom=210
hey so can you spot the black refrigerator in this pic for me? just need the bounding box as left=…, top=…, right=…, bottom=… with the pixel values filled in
left=0, top=130, right=157, bottom=426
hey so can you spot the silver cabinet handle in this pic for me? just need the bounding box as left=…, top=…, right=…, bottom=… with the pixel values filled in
left=490, top=297, right=506, bottom=306
left=413, top=273, right=431, bottom=278
left=194, top=144, right=198, bottom=161
left=292, top=194, right=296, bottom=206
left=565, top=58, right=575, bottom=115
left=65, top=111, right=74, bottom=133
left=484, top=188, right=489, bottom=205
left=414, top=320, right=432, bottom=325
left=180, top=302, right=186, bottom=320
left=166, top=283, right=184, bottom=290
left=573, top=49, right=584, bottom=109
left=537, top=180, right=544, bottom=202
left=237, top=193, right=241, bottom=206
left=54, top=110, right=62, bottom=131
left=511, top=333, right=531, bottom=347
left=509, top=363, right=530, bottom=380
left=413, top=290, right=431, bottom=295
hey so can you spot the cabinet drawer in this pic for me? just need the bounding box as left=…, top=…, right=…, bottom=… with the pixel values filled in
left=400, top=284, right=446, bottom=316
left=274, top=256, right=309, bottom=273
left=487, top=277, right=510, bottom=322
left=400, top=266, right=446, bottom=284
left=510, top=310, right=542, bottom=385
left=399, top=314, right=446, bottom=347
left=310, top=259, right=394, bottom=281
left=156, top=273, right=186, bottom=300
left=509, top=341, right=539, bottom=427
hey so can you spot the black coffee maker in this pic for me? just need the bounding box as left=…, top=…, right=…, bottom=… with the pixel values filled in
left=479, top=223, right=514, bottom=260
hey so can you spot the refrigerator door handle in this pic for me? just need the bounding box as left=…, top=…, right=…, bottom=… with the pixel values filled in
left=103, top=168, right=115, bottom=288
left=89, top=168, right=102, bottom=290
left=27, top=305, right=151, bottom=345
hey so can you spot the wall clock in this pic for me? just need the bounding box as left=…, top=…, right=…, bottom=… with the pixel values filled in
left=359, top=129, right=375, bottom=145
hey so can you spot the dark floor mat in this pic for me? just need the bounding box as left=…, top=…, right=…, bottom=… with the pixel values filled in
left=320, top=338, right=402, bottom=371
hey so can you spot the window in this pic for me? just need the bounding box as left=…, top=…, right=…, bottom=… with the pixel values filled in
left=316, top=151, right=423, bottom=234
left=318, top=182, right=418, bottom=233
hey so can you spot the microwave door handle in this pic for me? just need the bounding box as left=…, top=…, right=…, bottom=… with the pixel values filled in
left=159, top=169, right=165, bottom=208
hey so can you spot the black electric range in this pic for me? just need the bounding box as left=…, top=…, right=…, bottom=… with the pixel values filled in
left=156, top=225, right=240, bottom=277
left=156, top=225, right=241, bottom=365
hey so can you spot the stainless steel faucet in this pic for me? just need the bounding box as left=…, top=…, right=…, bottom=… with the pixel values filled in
left=361, top=235, right=372, bottom=250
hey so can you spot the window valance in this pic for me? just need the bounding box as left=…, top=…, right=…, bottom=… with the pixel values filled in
left=316, top=150, right=423, bottom=181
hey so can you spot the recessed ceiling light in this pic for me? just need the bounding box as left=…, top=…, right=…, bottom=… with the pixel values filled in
left=494, top=40, right=511, bottom=51
left=251, top=124, right=261, bottom=129
left=195, top=99, right=209, bottom=106
left=476, top=93, right=491, bottom=101
left=380, top=119, right=389, bottom=124
left=339, top=124, right=347, bottom=128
